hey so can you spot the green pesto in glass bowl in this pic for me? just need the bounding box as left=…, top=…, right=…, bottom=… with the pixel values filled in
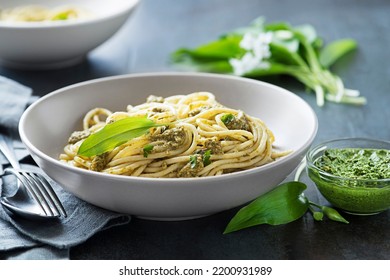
left=307, top=138, right=390, bottom=215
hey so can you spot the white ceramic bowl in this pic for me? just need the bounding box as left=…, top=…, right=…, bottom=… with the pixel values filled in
left=19, top=73, right=318, bottom=220
left=0, top=0, right=139, bottom=69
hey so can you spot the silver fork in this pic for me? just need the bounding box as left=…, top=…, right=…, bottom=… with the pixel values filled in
left=0, top=134, right=67, bottom=219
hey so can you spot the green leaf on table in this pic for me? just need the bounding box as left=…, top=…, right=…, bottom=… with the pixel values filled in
left=319, top=39, right=357, bottom=68
left=264, top=22, right=291, bottom=32
left=244, top=62, right=294, bottom=77
left=171, top=35, right=243, bottom=73
left=272, top=35, right=299, bottom=53
left=171, top=17, right=364, bottom=106
left=294, top=24, right=318, bottom=44
left=77, top=116, right=163, bottom=157
left=172, top=55, right=232, bottom=73
left=269, top=43, right=303, bottom=66
left=172, top=34, right=243, bottom=61
left=224, top=182, right=309, bottom=234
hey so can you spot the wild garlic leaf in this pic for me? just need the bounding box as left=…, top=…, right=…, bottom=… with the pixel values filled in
left=171, top=18, right=364, bottom=106
left=269, top=43, right=303, bottom=66
left=294, top=24, right=318, bottom=44
left=172, top=56, right=233, bottom=73
left=172, top=35, right=243, bottom=61
left=319, top=39, right=357, bottom=68
left=263, top=22, right=291, bottom=32
left=272, top=36, right=299, bottom=53
left=224, top=182, right=309, bottom=234
left=195, top=35, right=243, bottom=58
left=77, top=116, right=163, bottom=157
left=244, top=62, right=293, bottom=77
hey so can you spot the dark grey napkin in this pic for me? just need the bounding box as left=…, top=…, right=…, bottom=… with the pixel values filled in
left=0, top=76, right=131, bottom=259
left=0, top=76, right=35, bottom=136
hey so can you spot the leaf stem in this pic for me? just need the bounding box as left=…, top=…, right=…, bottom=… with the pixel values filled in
left=308, top=205, right=324, bottom=221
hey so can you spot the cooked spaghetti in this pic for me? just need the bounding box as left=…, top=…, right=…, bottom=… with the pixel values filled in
left=0, top=5, right=91, bottom=22
left=60, top=92, right=289, bottom=178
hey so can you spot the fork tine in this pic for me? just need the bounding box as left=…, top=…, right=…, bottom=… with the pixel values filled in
left=5, top=168, right=51, bottom=216
left=29, top=172, right=67, bottom=218
left=23, top=172, right=58, bottom=217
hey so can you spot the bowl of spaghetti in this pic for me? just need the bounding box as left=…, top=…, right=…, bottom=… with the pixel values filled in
left=0, top=0, right=139, bottom=69
left=19, top=72, right=318, bottom=220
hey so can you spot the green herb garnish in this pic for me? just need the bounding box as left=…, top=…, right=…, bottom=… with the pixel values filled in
left=77, top=116, right=164, bottom=157
left=193, top=149, right=213, bottom=167
left=203, top=150, right=212, bottom=166
left=143, top=144, right=154, bottom=158
left=51, top=11, right=74, bottom=21
left=172, top=17, right=365, bottom=106
left=224, top=181, right=348, bottom=234
left=221, top=113, right=235, bottom=125
left=189, top=155, right=199, bottom=169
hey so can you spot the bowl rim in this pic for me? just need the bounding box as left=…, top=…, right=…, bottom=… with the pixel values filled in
left=0, top=0, right=139, bottom=29
left=306, top=137, right=390, bottom=184
left=19, top=71, right=318, bottom=183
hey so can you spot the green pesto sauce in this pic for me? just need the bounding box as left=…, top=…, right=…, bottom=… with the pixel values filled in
left=314, top=148, right=390, bottom=180
left=309, top=148, right=390, bottom=214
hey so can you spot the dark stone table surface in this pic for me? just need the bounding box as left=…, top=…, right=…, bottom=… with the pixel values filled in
left=1, top=0, right=389, bottom=260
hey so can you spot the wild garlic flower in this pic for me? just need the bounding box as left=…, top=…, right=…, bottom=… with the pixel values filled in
left=230, top=31, right=273, bottom=76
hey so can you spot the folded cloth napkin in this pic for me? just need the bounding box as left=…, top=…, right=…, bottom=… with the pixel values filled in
left=0, top=76, right=131, bottom=259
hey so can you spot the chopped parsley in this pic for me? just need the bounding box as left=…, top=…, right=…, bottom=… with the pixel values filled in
left=221, top=113, right=235, bottom=125
left=190, top=149, right=212, bottom=169
left=143, top=144, right=154, bottom=157
left=189, top=154, right=199, bottom=168
left=203, top=150, right=212, bottom=166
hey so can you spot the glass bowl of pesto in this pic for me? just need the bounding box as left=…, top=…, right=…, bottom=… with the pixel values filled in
left=306, top=138, right=390, bottom=215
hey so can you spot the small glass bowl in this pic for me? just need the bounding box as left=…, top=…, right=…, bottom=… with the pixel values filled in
left=306, top=138, right=390, bottom=215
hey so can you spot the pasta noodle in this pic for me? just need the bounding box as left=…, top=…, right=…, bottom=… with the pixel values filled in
left=60, top=92, right=290, bottom=178
left=0, top=5, right=92, bottom=22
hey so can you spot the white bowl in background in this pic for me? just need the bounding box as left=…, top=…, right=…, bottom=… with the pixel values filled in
left=19, top=73, right=318, bottom=220
left=0, top=0, right=139, bottom=69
